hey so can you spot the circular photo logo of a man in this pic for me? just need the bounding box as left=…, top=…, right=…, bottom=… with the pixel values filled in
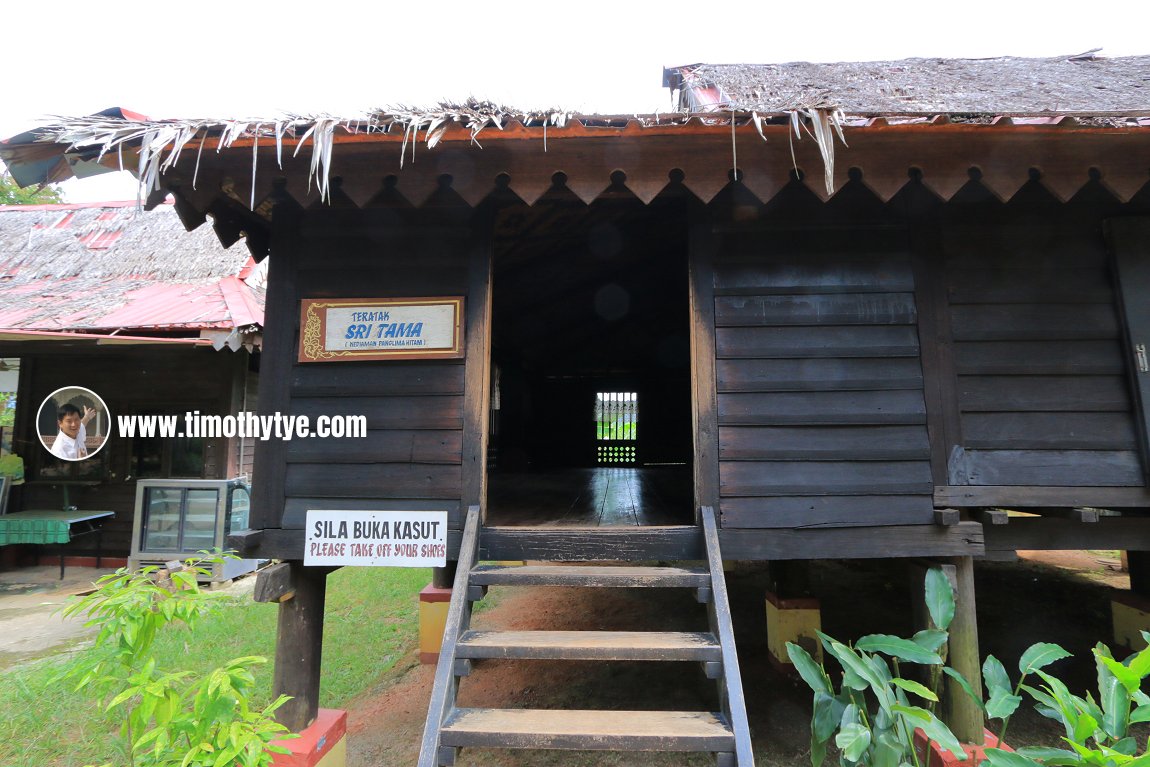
left=37, top=387, right=110, bottom=461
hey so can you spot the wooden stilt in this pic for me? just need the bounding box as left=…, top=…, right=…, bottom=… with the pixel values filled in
left=1114, top=551, right=1150, bottom=651
left=273, top=561, right=329, bottom=731
left=910, top=558, right=984, bottom=744
left=1127, top=551, right=1150, bottom=596
left=433, top=563, right=458, bottom=589
left=944, top=556, right=984, bottom=743
left=768, top=560, right=811, bottom=598
left=765, top=560, right=821, bottom=670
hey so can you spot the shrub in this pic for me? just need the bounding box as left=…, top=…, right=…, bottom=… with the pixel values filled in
left=60, top=555, right=294, bottom=767
left=786, top=567, right=965, bottom=767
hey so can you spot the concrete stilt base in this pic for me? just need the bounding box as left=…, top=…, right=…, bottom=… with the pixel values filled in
left=915, top=728, right=1012, bottom=767
left=765, top=590, right=822, bottom=672
left=271, top=708, right=347, bottom=767
left=1112, top=591, right=1150, bottom=651
left=419, top=583, right=452, bottom=664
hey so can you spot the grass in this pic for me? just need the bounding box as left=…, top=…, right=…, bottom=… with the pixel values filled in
left=0, top=566, right=429, bottom=767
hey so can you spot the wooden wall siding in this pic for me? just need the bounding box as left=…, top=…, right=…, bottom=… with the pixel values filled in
left=946, top=221, right=1141, bottom=486
left=1108, top=218, right=1150, bottom=482
left=713, top=235, right=935, bottom=529
left=276, top=225, right=472, bottom=529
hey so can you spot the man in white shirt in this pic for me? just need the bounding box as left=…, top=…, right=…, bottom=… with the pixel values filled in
left=50, top=403, right=95, bottom=460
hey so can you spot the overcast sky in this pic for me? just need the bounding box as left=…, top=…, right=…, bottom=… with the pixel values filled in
left=6, top=0, right=1148, bottom=202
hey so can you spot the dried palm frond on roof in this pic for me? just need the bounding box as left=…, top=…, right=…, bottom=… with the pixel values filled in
left=368, top=99, right=571, bottom=150
left=40, top=99, right=574, bottom=207
left=786, top=107, right=847, bottom=195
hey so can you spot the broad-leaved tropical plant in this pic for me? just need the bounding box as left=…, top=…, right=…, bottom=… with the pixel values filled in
left=787, top=567, right=967, bottom=767
left=977, top=634, right=1150, bottom=767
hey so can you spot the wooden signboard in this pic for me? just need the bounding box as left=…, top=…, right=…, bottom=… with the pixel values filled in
left=298, top=297, right=464, bottom=362
left=304, top=509, right=448, bottom=567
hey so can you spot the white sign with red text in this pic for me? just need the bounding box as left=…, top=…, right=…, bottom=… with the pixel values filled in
left=304, top=510, right=448, bottom=567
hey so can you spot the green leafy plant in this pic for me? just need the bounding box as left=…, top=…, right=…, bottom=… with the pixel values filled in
left=60, top=554, right=294, bottom=767
left=0, top=170, right=63, bottom=204
left=976, top=635, right=1150, bottom=767
left=787, top=567, right=967, bottom=766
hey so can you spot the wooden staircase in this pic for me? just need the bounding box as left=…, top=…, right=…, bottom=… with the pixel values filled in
left=418, top=506, right=755, bottom=766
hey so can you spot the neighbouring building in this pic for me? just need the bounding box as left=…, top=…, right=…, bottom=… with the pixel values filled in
left=0, top=200, right=263, bottom=563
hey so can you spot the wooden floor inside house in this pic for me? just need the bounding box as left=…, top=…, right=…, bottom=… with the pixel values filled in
left=485, top=467, right=694, bottom=527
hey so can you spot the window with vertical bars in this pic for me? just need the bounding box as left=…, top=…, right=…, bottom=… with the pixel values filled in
left=595, top=392, right=637, bottom=464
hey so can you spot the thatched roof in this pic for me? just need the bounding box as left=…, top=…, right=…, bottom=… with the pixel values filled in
left=669, top=55, right=1150, bottom=116
left=0, top=202, right=264, bottom=334
left=1, top=57, right=1148, bottom=217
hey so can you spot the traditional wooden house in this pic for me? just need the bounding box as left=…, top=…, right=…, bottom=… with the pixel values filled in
left=0, top=201, right=263, bottom=563
left=4, top=53, right=1150, bottom=766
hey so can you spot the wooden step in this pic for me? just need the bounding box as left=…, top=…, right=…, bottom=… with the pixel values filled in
left=456, top=630, right=721, bottom=661
left=470, top=564, right=709, bottom=588
left=439, top=708, right=734, bottom=752
left=479, top=526, right=703, bottom=561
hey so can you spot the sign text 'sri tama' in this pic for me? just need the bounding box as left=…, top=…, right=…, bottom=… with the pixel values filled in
left=298, top=297, right=464, bottom=362
left=304, top=510, right=448, bottom=568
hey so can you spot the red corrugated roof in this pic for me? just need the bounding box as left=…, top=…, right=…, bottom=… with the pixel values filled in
left=0, top=278, right=256, bottom=330
left=217, top=275, right=263, bottom=328
left=0, top=328, right=211, bottom=345
left=0, top=201, right=143, bottom=211
left=79, top=282, right=240, bottom=329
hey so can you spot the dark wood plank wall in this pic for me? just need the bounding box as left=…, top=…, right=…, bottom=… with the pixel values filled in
left=712, top=230, right=935, bottom=529
left=1108, top=217, right=1150, bottom=482
left=278, top=221, right=472, bottom=530
left=944, top=221, right=1141, bottom=486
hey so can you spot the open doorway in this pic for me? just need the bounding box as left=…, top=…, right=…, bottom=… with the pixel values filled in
left=485, top=194, right=694, bottom=527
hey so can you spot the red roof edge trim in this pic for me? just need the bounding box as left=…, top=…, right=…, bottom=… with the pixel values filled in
left=0, top=328, right=213, bottom=345
left=237, top=256, right=257, bottom=280
left=218, top=276, right=264, bottom=328
left=0, top=200, right=174, bottom=212
left=116, top=108, right=150, bottom=122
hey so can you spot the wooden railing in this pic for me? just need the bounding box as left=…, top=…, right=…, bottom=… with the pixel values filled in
left=701, top=505, right=756, bottom=766
left=417, top=505, right=481, bottom=767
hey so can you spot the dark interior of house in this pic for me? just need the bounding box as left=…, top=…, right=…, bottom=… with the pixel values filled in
left=485, top=183, right=694, bottom=526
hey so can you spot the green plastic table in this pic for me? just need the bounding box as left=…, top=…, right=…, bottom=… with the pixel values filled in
left=0, top=510, right=115, bottom=577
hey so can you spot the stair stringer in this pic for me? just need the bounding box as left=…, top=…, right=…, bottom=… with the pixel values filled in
left=417, top=504, right=481, bottom=767
left=701, top=504, right=756, bottom=766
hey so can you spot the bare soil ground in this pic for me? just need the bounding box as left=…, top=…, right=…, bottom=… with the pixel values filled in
left=346, top=550, right=1132, bottom=766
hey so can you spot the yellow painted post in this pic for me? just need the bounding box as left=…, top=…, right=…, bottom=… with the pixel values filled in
left=313, top=737, right=346, bottom=767
left=1113, top=591, right=1150, bottom=650
left=765, top=591, right=822, bottom=671
left=419, top=583, right=452, bottom=664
